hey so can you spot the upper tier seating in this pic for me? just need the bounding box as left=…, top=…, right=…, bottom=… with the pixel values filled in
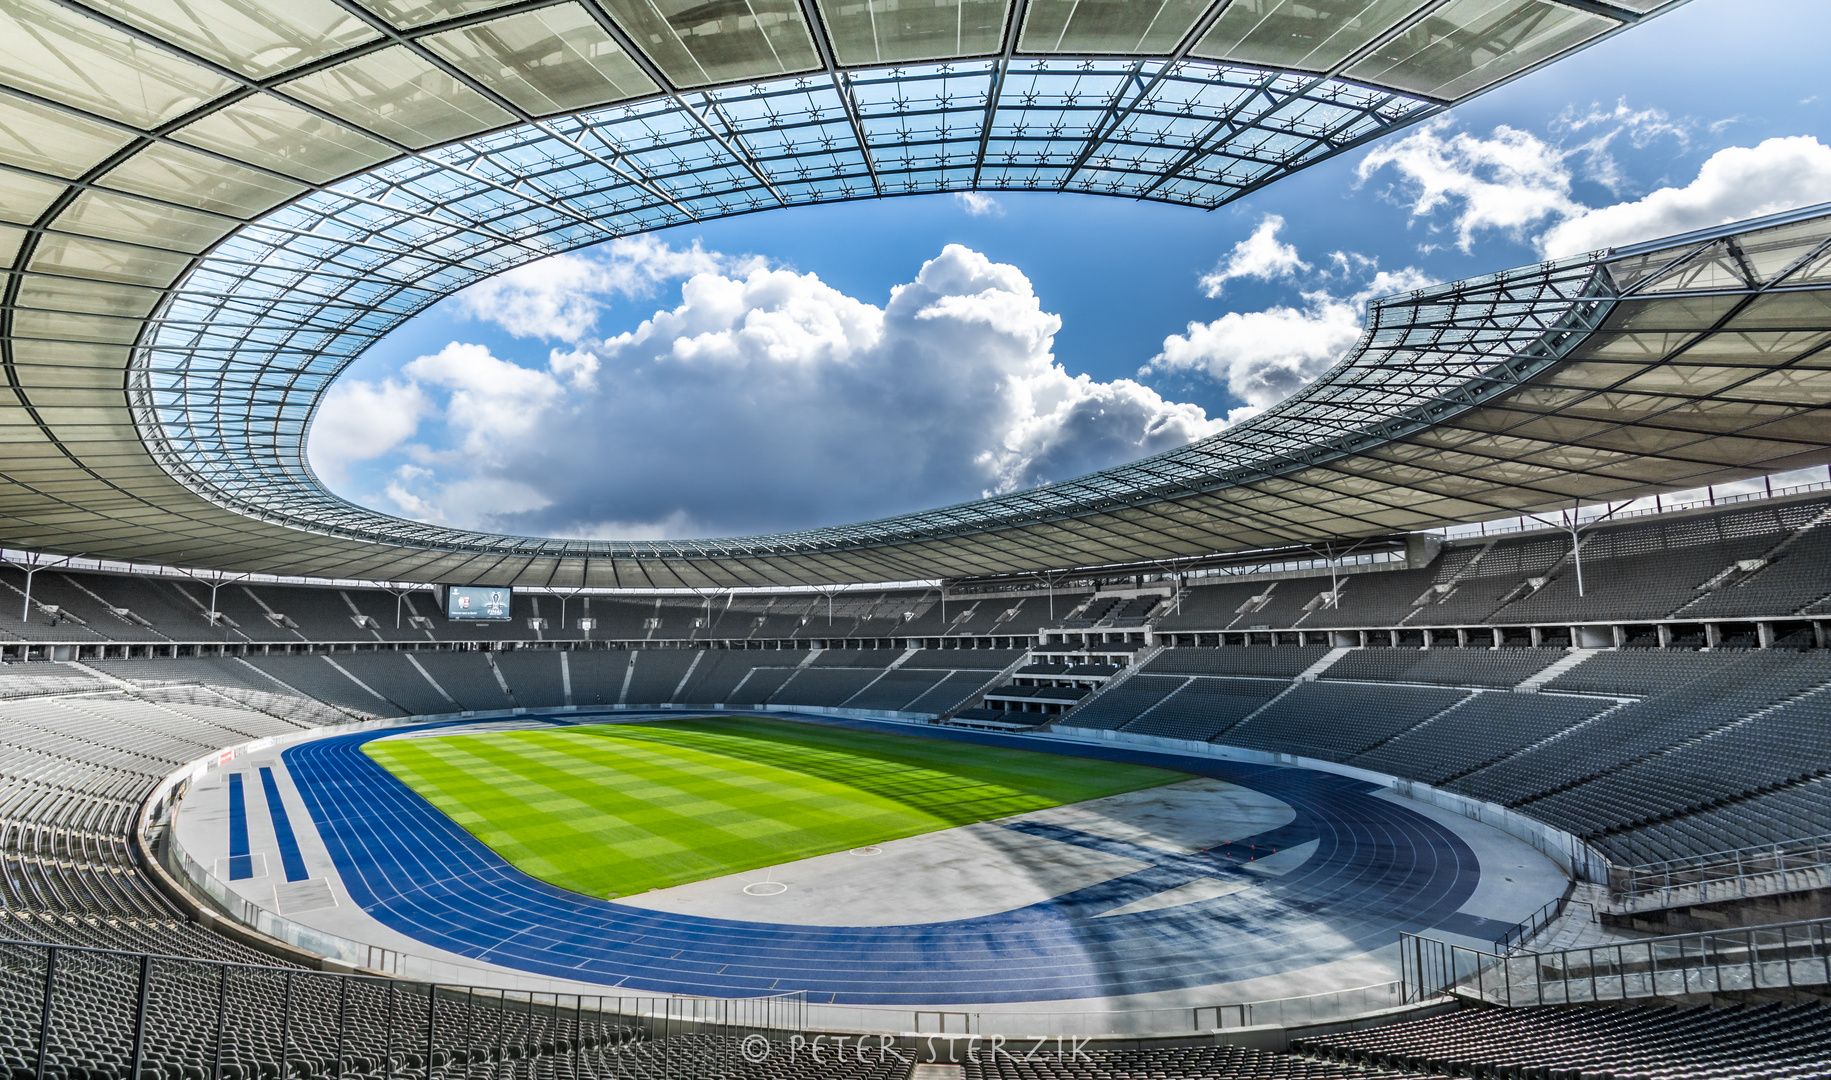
left=1143, top=646, right=1329, bottom=678
left=1155, top=495, right=1831, bottom=631
left=1322, top=647, right=1562, bottom=688
left=1, top=496, right=1828, bottom=657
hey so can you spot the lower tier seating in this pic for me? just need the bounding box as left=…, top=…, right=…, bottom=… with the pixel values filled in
left=1294, top=1001, right=1831, bottom=1080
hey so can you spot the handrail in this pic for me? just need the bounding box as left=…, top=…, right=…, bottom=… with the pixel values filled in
left=1617, top=831, right=1831, bottom=876
left=1403, top=916, right=1831, bottom=1007
left=1611, top=833, right=1831, bottom=905
left=1495, top=886, right=1587, bottom=954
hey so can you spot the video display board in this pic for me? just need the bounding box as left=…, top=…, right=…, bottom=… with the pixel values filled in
left=446, top=586, right=513, bottom=622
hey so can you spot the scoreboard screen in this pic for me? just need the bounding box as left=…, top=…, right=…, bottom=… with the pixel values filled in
left=446, top=586, right=512, bottom=621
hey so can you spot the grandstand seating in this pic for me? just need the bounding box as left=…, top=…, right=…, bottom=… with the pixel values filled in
left=1119, top=678, right=1286, bottom=742
left=1293, top=1001, right=1831, bottom=1079
left=0, top=937, right=690, bottom=1080
left=0, top=499, right=1829, bottom=668
left=962, top=1041, right=1443, bottom=1079
left=1149, top=494, right=1831, bottom=633
left=1046, top=640, right=1831, bottom=865
left=0, top=678, right=325, bottom=962
left=1, top=492, right=1829, bottom=1071
left=1321, top=647, right=1561, bottom=688
left=1446, top=651, right=1831, bottom=808
left=1223, top=682, right=1470, bottom=760
left=1350, top=693, right=1615, bottom=784
left=1143, top=647, right=1329, bottom=678
left=1058, top=675, right=1186, bottom=731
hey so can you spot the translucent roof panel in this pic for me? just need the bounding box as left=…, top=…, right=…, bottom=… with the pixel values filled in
left=280, top=46, right=517, bottom=149
left=172, top=95, right=398, bottom=183
left=592, top=0, right=821, bottom=87
left=101, top=142, right=308, bottom=218
left=1193, top=0, right=1427, bottom=73
left=424, top=4, right=660, bottom=116
left=1346, top=0, right=1615, bottom=101
left=0, top=0, right=237, bottom=127
left=126, top=206, right=1831, bottom=585
left=357, top=0, right=530, bottom=30
left=815, top=0, right=1009, bottom=66
left=0, top=93, right=132, bottom=180
left=1019, top=0, right=1216, bottom=55
left=76, top=0, right=382, bottom=80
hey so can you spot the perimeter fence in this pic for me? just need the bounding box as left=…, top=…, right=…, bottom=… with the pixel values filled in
left=0, top=938, right=806, bottom=1080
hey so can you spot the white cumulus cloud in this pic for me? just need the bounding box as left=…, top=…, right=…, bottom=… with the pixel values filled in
left=1146, top=266, right=1433, bottom=424
left=306, top=377, right=427, bottom=486
left=1540, top=136, right=1831, bottom=257
left=1360, top=116, right=1831, bottom=260
left=454, top=236, right=762, bottom=343
left=954, top=191, right=1002, bottom=217
left=1358, top=119, right=1581, bottom=252
left=314, top=245, right=1221, bottom=538
left=1199, top=215, right=1310, bottom=297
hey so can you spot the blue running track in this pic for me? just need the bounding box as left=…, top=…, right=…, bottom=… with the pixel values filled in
left=260, top=765, right=311, bottom=883
left=283, top=715, right=1481, bottom=1004
left=227, top=772, right=252, bottom=881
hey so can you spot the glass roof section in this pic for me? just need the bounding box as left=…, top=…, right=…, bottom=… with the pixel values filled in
left=0, top=0, right=1728, bottom=587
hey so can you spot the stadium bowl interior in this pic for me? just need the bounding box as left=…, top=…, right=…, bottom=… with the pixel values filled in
left=3, top=0, right=1831, bottom=1076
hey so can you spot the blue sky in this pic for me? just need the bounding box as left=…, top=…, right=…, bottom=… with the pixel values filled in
left=313, top=0, right=1831, bottom=541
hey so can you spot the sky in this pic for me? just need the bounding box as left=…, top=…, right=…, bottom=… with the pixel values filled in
left=311, top=0, right=1831, bottom=542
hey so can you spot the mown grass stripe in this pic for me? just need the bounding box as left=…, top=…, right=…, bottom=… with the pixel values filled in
left=365, top=716, right=1186, bottom=898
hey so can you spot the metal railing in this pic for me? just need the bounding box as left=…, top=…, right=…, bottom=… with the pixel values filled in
left=1494, top=886, right=1585, bottom=954
left=1611, top=833, right=1831, bottom=908
left=803, top=981, right=1415, bottom=1037
left=0, top=937, right=806, bottom=1080
left=1402, top=917, right=1831, bottom=1007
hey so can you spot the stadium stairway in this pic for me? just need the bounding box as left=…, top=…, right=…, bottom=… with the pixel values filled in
left=1513, top=650, right=1596, bottom=692
left=1043, top=644, right=1164, bottom=726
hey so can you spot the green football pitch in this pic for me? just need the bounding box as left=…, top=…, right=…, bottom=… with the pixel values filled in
left=364, top=715, right=1188, bottom=898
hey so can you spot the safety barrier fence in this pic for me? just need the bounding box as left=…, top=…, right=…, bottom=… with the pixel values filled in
left=806, top=980, right=1413, bottom=1037
left=0, top=937, right=806, bottom=1080
left=1401, top=917, right=1831, bottom=1007
left=1494, top=887, right=1581, bottom=954
left=1610, top=833, right=1831, bottom=909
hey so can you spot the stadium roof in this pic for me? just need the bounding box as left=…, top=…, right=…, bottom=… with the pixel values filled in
left=11, top=0, right=1821, bottom=591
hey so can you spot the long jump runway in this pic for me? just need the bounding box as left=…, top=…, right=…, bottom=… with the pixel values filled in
left=281, top=716, right=1486, bottom=1004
